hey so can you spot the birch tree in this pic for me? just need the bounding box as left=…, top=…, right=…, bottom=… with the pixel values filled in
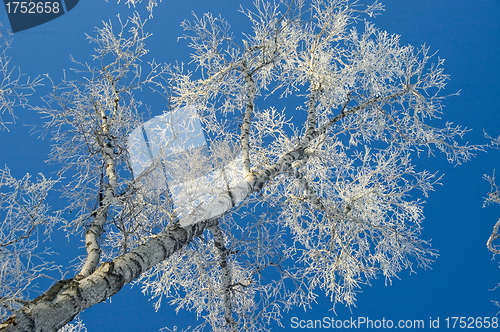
left=0, top=1, right=480, bottom=331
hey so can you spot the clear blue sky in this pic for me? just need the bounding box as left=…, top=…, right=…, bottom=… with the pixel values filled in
left=0, top=1, right=499, bottom=331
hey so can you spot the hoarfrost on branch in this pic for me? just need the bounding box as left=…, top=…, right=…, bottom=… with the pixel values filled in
left=0, top=1, right=482, bottom=331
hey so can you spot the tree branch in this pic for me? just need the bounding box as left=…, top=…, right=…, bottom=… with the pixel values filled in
left=240, top=61, right=256, bottom=178
left=0, top=220, right=216, bottom=332
left=208, top=222, right=237, bottom=332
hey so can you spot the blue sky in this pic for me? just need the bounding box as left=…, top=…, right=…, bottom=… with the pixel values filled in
left=0, top=1, right=499, bottom=331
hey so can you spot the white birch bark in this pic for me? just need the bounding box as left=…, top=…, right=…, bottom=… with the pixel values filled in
left=0, top=221, right=212, bottom=332
left=208, top=223, right=237, bottom=332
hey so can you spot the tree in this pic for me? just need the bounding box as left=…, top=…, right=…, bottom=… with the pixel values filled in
left=0, top=1, right=480, bottom=331
left=485, top=134, right=500, bottom=255
left=483, top=133, right=500, bottom=310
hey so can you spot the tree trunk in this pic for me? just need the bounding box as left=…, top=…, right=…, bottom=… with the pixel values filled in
left=0, top=221, right=212, bottom=332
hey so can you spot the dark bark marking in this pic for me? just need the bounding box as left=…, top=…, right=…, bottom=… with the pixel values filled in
left=155, top=237, right=168, bottom=260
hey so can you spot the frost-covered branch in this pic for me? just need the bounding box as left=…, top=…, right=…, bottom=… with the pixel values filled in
left=484, top=133, right=500, bottom=255
left=0, top=168, right=60, bottom=321
left=112, top=0, right=162, bottom=18
left=36, top=14, right=169, bottom=278
left=0, top=29, right=43, bottom=130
